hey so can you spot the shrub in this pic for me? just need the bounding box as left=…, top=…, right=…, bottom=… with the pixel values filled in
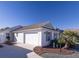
left=57, top=38, right=65, bottom=45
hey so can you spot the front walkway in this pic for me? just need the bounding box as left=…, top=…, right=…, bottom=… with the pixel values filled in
left=27, top=52, right=42, bottom=58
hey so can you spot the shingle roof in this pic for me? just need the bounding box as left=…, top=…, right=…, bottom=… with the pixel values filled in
left=13, top=21, right=55, bottom=32
left=0, top=25, right=22, bottom=33
left=0, top=27, right=10, bottom=33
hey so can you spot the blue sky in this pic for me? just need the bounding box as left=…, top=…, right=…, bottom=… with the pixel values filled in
left=0, top=1, right=79, bottom=29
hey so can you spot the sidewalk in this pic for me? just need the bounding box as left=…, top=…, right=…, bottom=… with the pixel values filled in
left=27, top=52, right=42, bottom=58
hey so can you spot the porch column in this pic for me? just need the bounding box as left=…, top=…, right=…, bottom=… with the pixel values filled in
left=23, top=33, right=25, bottom=44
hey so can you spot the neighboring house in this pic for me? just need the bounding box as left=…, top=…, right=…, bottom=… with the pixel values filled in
left=13, top=21, right=62, bottom=47
left=0, top=27, right=10, bottom=43
left=0, top=26, right=22, bottom=43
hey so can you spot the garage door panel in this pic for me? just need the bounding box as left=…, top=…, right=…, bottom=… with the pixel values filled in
left=25, top=32, right=38, bottom=46
left=17, top=33, right=24, bottom=43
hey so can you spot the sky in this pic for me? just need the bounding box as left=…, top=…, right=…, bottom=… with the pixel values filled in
left=0, top=1, right=79, bottom=29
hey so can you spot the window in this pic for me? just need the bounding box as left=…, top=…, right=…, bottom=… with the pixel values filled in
left=54, top=33, right=57, bottom=39
left=46, top=32, right=52, bottom=41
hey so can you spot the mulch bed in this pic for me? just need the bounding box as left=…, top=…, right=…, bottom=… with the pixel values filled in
left=4, top=41, right=14, bottom=45
left=33, top=46, right=75, bottom=55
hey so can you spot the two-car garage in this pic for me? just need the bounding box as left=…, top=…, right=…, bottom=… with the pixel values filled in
left=14, top=31, right=40, bottom=47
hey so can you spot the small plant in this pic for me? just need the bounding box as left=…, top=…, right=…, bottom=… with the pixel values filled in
left=5, top=35, right=14, bottom=45
left=57, top=38, right=65, bottom=45
left=57, top=38, right=65, bottom=48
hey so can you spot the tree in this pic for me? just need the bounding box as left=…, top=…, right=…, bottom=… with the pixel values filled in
left=60, top=30, right=79, bottom=49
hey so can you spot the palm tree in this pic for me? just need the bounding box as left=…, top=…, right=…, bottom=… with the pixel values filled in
left=61, top=30, right=79, bottom=49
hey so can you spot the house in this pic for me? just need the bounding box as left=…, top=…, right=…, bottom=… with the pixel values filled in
left=13, top=21, right=61, bottom=47
left=0, top=26, right=22, bottom=43
left=0, top=27, right=10, bottom=43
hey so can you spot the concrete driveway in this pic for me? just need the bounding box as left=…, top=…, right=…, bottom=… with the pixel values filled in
left=0, top=44, right=32, bottom=58
left=14, top=43, right=36, bottom=50
left=14, top=43, right=42, bottom=58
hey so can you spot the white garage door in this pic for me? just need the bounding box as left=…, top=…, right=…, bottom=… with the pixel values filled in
left=25, top=32, right=39, bottom=46
left=16, top=33, right=24, bottom=43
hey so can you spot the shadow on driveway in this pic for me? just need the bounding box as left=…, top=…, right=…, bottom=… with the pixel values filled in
left=72, top=44, right=79, bottom=52
left=0, top=44, right=32, bottom=58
